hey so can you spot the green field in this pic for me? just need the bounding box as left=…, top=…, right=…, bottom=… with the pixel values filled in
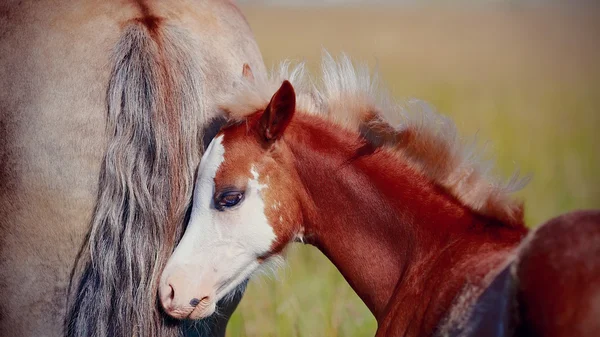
left=226, top=5, right=600, bottom=336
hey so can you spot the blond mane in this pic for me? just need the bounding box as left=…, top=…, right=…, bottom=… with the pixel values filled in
left=220, top=53, right=527, bottom=226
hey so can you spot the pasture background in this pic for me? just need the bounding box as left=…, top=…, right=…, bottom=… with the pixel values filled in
left=224, top=3, right=600, bottom=336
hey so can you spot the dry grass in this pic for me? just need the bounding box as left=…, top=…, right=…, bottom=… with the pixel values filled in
left=226, top=5, right=600, bottom=336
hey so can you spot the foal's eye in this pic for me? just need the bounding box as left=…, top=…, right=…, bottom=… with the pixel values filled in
left=214, top=191, right=244, bottom=211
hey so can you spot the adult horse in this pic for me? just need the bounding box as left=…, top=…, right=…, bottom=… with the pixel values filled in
left=0, top=1, right=265, bottom=336
left=159, top=56, right=600, bottom=336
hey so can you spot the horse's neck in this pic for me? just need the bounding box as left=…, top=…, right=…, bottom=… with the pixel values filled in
left=286, top=118, right=527, bottom=334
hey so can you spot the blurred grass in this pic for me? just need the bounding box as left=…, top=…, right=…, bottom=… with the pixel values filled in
left=227, top=5, right=600, bottom=336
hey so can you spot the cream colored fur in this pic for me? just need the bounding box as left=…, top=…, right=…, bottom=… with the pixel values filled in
left=0, top=1, right=265, bottom=336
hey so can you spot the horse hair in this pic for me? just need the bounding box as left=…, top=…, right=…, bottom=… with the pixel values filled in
left=66, top=22, right=206, bottom=337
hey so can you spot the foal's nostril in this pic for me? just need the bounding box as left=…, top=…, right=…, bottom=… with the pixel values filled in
left=168, top=284, right=175, bottom=300
left=162, top=283, right=175, bottom=308
left=189, top=296, right=209, bottom=308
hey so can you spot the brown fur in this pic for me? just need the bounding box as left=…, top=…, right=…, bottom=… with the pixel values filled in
left=212, top=80, right=599, bottom=337
left=515, top=210, right=600, bottom=337
left=216, top=109, right=527, bottom=335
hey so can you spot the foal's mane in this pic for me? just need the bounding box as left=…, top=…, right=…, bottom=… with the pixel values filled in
left=220, top=53, right=527, bottom=226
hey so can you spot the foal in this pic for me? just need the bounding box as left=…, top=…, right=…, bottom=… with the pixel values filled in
left=159, top=57, right=600, bottom=336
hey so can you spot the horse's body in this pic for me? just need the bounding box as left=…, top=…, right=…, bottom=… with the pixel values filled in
left=157, top=55, right=600, bottom=337
left=450, top=210, right=600, bottom=337
left=0, top=1, right=265, bottom=336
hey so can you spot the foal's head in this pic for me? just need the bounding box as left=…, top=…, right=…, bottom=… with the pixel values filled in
left=159, top=81, right=303, bottom=319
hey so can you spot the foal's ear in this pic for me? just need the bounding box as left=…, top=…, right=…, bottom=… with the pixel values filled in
left=259, top=80, right=296, bottom=142
left=242, top=63, right=254, bottom=81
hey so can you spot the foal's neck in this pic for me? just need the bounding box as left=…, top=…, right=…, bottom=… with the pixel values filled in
left=285, top=116, right=527, bottom=335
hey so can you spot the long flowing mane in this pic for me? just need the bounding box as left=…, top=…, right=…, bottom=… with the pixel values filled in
left=220, top=53, right=527, bottom=226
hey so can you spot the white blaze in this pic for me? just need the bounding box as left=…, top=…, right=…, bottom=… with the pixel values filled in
left=161, top=134, right=277, bottom=309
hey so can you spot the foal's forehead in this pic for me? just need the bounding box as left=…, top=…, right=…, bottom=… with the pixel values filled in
left=208, top=122, right=264, bottom=185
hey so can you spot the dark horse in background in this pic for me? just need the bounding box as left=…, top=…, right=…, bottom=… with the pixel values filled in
left=157, top=56, right=600, bottom=337
left=0, top=1, right=265, bottom=336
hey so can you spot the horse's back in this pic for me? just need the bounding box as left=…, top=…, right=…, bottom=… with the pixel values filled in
left=516, top=210, right=600, bottom=337
left=0, top=1, right=264, bottom=336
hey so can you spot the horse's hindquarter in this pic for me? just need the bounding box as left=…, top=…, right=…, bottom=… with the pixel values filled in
left=0, top=2, right=122, bottom=335
left=0, top=1, right=264, bottom=336
left=515, top=210, right=600, bottom=337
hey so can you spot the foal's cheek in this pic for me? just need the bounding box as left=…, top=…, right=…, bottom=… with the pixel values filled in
left=263, top=194, right=303, bottom=254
